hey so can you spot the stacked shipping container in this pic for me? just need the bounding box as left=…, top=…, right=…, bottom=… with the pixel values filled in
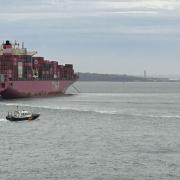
left=0, top=55, right=76, bottom=81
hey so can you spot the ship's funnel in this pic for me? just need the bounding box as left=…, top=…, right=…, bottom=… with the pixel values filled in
left=6, top=40, right=10, bottom=45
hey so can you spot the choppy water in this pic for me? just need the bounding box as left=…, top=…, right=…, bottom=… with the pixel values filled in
left=1, top=82, right=180, bottom=180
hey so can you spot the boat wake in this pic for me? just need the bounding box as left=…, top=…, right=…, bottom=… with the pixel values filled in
left=0, top=118, right=7, bottom=122
left=4, top=102, right=180, bottom=118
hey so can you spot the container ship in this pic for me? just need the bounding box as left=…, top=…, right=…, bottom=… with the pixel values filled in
left=0, top=40, right=78, bottom=99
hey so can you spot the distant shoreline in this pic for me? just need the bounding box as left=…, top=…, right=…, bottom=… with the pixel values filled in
left=77, top=72, right=179, bottom=82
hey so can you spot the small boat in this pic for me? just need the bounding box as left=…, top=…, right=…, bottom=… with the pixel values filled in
left=6, top=109, right=40, bottom=121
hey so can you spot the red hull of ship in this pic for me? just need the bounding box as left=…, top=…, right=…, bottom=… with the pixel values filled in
left=0, top=80, right=75, bottom=99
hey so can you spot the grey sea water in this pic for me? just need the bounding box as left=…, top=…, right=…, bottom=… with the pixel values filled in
left=1, top=82, right=180, bottom=180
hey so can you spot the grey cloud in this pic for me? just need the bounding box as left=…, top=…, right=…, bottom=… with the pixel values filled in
left=0, top=0, right=180, bottom=74
left=1, top=0, right=180, bottom=16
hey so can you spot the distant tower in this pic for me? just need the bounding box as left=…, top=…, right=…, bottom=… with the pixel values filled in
left=144, top=70, right=147, bottom=78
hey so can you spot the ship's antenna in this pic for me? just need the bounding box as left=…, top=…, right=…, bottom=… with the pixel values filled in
left=22, top=42, right=24, bottom=49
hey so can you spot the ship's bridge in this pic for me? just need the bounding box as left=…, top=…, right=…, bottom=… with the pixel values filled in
left=0, top=40, right=37, bottom=56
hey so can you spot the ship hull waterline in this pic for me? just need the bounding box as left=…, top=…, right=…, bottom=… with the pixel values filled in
left=6, top=114, right=40, bottom=121
left=0, top=80, right=75, bottom=99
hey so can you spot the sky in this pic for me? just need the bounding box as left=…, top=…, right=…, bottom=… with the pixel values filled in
left=0, top=0, right=180, bottom=76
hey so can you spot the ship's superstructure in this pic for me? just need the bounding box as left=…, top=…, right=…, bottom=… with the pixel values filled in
left=0, top=40, right=77, bottom=98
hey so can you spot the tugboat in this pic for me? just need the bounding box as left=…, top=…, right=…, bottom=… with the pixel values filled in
left=6, top=107, right=40, bottom=121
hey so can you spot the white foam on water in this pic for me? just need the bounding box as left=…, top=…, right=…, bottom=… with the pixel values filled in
left=0, top=118, right=7, bottom=122
left=147, top=114, right=180, bottom=118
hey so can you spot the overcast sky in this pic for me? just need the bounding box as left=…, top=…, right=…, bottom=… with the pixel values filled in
left=0, top=0, right=180, bottom=75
